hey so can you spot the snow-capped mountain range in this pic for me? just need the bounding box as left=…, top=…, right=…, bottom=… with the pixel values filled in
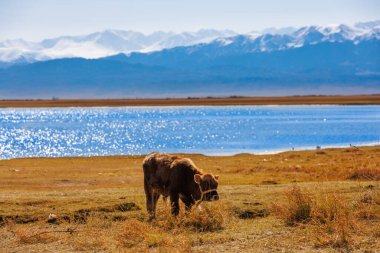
left=205, top=24, right=380, bottom=55
left=0, top=20, right=379, bottom=98
left=1, top=21, right=379, bottom=63
left=0, top=29, right=237, bottom=63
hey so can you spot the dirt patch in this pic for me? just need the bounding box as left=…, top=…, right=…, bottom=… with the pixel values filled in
left=73, top=209, right=91, bottom=224
left=0, top=215, right=39, bottom=225
left=243, top=202, right=262, bottom=206
left=72, top=202, right=140, bottom=223
left=94, top=202, right=140, bottom=213
left=0, top=216, right=5, bottom=227
left=234, top=208, right=269, bottom=219
left=114, top=202, right=140, bottom=212
left=261, top=180, right=278, bottom=185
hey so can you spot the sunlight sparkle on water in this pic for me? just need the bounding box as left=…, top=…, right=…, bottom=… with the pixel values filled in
left=0, top=106, right=380, bottom=159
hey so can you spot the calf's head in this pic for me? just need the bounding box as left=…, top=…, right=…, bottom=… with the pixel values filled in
left=194, top=174, right=219, bottom=201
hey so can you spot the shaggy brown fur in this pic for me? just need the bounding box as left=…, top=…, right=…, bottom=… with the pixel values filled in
left=142, top=152, right=219, bottom=219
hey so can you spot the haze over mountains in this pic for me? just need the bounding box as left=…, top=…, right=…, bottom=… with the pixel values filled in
left=0, top=21, right=379, bottom=98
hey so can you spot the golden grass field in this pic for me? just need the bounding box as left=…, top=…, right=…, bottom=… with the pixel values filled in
left=0, top=146, right=379, bottom=252
left=1, top=94, right=380, bottom=108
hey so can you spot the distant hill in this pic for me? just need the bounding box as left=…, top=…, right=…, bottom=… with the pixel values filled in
left=0, top=23, right=379, bottom=98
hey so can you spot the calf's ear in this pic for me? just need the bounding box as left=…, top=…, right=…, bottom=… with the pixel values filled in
left=194, top=174, right=202, bottom=184
left=214, top=175, right=219, bottom=180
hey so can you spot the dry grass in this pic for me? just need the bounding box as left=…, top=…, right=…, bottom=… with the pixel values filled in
left=312, top=192, right=354, bottom=249
left=354, top=190, right=380, bottom=221
left=1, top=146, right=380, bottom=252
left=153, top=202, right=226, bottom=232
left=272, top=185, right=380, bottom=250
left=118, top=220, right=191, bottom=252
left=13, top=225, right=59, bottom=244
left=271, top=185, right=313, bottom=225
left=347, top=167, right=380, bottom=180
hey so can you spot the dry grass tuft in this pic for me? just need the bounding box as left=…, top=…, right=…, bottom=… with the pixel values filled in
left=13, top=226, right=58, bottom=244
left=271, top=185, right=312, bottom=225
left=71, top=218, right=118, bottom=251
left=347, top=167, right=380, bottom=181
left=273, top=185, right=380, bottom=249
left=181, top=202, right=225, bottom=232
left=118, top=219, right=191, bottom=252
left=72, top=229, right=109, bottom=251
left=354, top=190, right=380, bottom=221
left=153, top=201, right=226, bottom=232
left=117, top=202, right=226, bottom=251
left=312, top=192, right=354, bottom=249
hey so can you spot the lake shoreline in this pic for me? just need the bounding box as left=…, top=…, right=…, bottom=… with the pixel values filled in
left=1, top=94, right=380, bottom=108
left=2, top=144, right=379, bottom=161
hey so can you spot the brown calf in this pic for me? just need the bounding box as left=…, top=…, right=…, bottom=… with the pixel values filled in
left=142, top=152, right=219, bottom=219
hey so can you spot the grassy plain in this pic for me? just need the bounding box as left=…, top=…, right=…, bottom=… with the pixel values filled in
left=0, top=146, right=380, bottom=252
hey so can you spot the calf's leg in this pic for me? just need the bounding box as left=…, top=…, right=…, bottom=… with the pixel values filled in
left=144, top=179, right=156, bottom=220
left=152, top=191, right=160, bottom=213
left=170, top=192, right=180, bottom=216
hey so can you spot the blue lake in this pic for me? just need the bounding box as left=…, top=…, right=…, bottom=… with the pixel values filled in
left=0, top=105, right=380, bottom=159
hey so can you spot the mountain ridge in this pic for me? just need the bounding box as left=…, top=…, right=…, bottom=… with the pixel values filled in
left=0, top=21, right=379, bottom=98
left=1, top=21, right=379, bottom=63
left=0, top=39, right=379, bottom=98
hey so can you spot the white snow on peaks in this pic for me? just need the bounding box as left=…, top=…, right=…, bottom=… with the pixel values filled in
left=42, top=39, right=117, bottom=59
left=0, top=21, right=379, bottom=63
left=0, top=29, right=237, bottom=63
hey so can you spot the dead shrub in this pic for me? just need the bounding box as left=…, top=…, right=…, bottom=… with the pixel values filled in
left=271, top=185, right=312, bottom=226
left=312, top=193, right=354, bottom=248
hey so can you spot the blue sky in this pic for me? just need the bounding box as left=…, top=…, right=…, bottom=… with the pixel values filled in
left=0, top=0, right=379, bottom=41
